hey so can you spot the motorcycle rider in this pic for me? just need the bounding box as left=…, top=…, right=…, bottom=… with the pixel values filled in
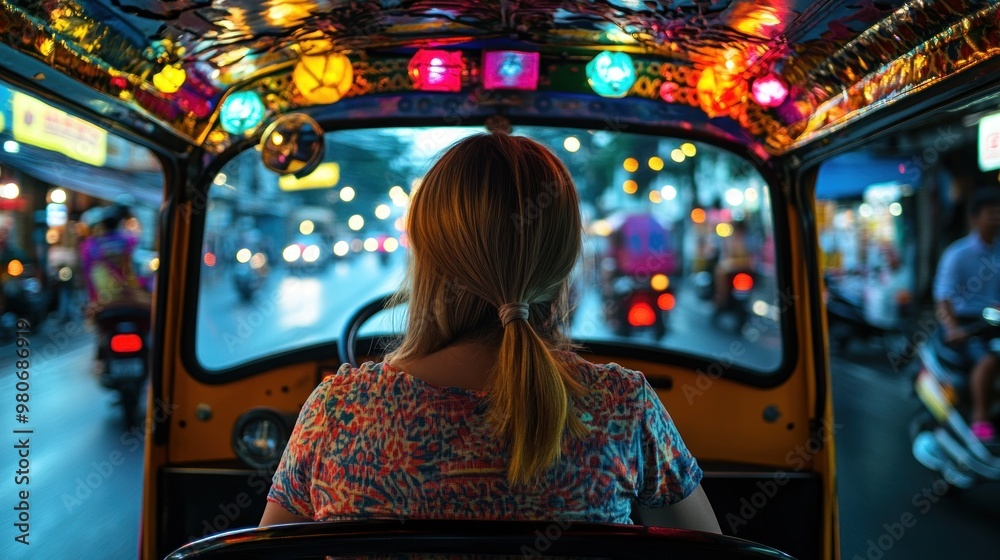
left=80, top=203, right=149, bottom=312
left=933, top=187, right=1000, bottom=441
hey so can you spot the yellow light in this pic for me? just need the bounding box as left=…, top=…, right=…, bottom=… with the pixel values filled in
left=39, top=39, right=54, bottom=56
left=50, top=188, right=67, bottom=203
left=564, top=136, right=581, bottom=152
left=623, top=157, right=639, bottom=172
left=333, top=241, right=350, bottom=256
left=394, top=217, right=406, bottom=231
left=149, top=257, right=160, bottom=272
left=590, top=219, right=613, bottom=237
left=348, top=214, right=364, bottom=230
left=681, top=142, right=697, bottom=157
left=648, top=156, right=664, bottom=171
left=375, top=204, right=391, bottom=220
left=340, top=186, right=356, bottom=202
left=622, top=180, right=638, bottom=194
left=213, top=173, right=227, bottom=185
left=363, top=237, right=379, bottom=252
left=389, top=186, right=406, bottom=199
left=272, top=132, right=284, bottom=146
left=278, top=162, right=340, bottom=191
left=745, top=188, right=759, bottom=202
left=266, top=3, right=311, bottom=25
left=649, top=190, right=663, bottom=203
left=152, top=64, right=186, bottom=94
left=292, top=52, right=354, bottom=105
left=7, top=259, right=23, bottom=277
left=299, top=220, right=315, bottom=235
left=671, top=149, right=685, bottom=163
left=716, top=223, right=734, bottom=237
left=1, top=183, right=19, bottom=199
left=45, top=229, right=59, bottom=244
left=236, top=248, right=252, bottom=263
left=691, top=208, right=706, bottom=224
left=383, top=238, right=399, bottom=252
left=651, top=274, right=669, bottom=291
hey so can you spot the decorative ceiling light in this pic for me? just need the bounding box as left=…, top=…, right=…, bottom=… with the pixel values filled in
left=152, top=64, right=186, bottom=94
left=408, top=50, right=464, bottom=92
left=220, top=90, right=266, bottom=135
left=586, top=51, right=636, bottom=98
left=482, top=51, right=539, bottom=90
left=293, top=52, right=353, bottom=104
left=751, top=73, right=789, bottom=107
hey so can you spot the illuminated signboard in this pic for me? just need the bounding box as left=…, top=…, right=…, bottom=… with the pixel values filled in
left=278, top=162, right=340, bottom=191
left=979, top=111, right=1000, bottom=172
left=12, top=92, right=107, bottom=167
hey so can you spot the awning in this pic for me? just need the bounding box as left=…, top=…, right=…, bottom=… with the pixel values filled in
left=815, top=152, right=920, bottom=200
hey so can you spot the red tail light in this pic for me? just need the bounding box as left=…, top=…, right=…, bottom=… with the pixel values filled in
left=110, top=333, right=143, bottom=353
left=733, top=272, right=754, bottom=291
left=627, top=302, right=657, bottom=327
left=657, top=293, right=675, bottom=311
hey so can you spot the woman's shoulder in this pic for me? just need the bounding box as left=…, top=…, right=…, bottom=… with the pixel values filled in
left=555, top=350, right=649, bottom=398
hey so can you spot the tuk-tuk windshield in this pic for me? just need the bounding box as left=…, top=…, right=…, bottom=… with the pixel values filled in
left=195, top=126, right=782, bottom=374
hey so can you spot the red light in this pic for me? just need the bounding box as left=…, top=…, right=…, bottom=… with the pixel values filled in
left=408, top=50, right=464, bottom=92
left=751, top=73, right=788, bottom=108
left=733, top=273, right=754, bottom=291
left=482, top=51, right=540, bottom=90
left=110, top=333, right=143, bottom=353
left=657, top=293, right=675, bottom=311
left=627, top=302, right=657, bottom=327
left=204, top=252, right=216, bottom=267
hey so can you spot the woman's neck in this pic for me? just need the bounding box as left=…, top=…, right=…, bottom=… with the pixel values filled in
left=389, top=339, right=499, bottom=391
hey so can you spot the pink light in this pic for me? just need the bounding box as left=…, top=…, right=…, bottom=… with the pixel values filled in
left=408, top=50, right=464, bottom=92
left=482, top=51, right=540, bottom=90
left=751, top=73, right=788, bottom=108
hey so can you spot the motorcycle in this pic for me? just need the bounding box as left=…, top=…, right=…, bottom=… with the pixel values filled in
left=1, top=263, right=48, bottom=334
left=909, top=306, right=1000, bottom=489
left=233, top=254, right=268, bottom=302
left=824, top=272, right=906, bottom=354
left=711, top=269, right=755, bottom=333
left=94, top=302, right=151, bottom=427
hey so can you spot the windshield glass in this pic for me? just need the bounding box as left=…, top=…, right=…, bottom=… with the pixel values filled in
left=196, top=126, right=782, bottom=374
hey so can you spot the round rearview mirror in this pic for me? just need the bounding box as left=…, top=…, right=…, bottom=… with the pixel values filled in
left=983, top=306, right=1000, bottom=326
left=259, top=114, right=325, bottom=177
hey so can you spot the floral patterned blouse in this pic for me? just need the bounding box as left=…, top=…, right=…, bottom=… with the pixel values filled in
left=268, top=352, right=702, bottom=523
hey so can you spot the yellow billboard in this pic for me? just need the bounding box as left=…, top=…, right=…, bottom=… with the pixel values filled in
left=278, top=162, right=340, bottom=191
left=11, top=92, right=107, bottom=166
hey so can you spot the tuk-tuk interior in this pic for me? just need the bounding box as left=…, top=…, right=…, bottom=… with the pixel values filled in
left=2, top=0, right=999, bottom=559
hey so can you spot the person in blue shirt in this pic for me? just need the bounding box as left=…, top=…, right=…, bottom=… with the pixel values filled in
left=933, top=187, right=1000, bottom=441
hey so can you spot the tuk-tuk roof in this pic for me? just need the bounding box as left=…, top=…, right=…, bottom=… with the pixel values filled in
left=0, top=0, right=996, bottom=156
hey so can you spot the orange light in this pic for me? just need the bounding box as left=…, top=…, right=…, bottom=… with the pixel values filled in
left=627, top=302, right=657, bottom=327
left=691, top=208, right=706, bottom=224
left=110, top=333, right=143, bottom=354
left=7, top=259, right=24, bottom=277
left=623, top=180, right=638, bottom=194
left=623, top=158, right=639, bottom=172
left=204, top=252, right=216, bottom=267
left=733, top=272, right=754, bottom=291
left=657, top=293, right=676, bottom=311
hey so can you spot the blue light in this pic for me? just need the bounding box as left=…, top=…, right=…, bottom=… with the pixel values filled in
left=220, top=90, right=266, bottom=135
left=586, top=51, right=636, bottom=98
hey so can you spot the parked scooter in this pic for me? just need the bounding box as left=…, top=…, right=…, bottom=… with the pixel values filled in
left=910, top=306, right=1000, bottom=489
left=824, top=272, right=905, bottom=353
left=94, top=302, right=151, bottom=427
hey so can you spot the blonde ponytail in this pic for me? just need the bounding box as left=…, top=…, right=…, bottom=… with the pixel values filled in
left=489, top=313, right=585, bottom=486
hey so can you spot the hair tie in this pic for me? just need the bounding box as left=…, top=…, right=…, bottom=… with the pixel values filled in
left=498, top=303, right=530, bottom=327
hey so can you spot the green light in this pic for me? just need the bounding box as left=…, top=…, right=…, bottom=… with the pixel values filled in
left=586, top=51, right=636, bottom=98
left=220, top=91, right=266, bottom=135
